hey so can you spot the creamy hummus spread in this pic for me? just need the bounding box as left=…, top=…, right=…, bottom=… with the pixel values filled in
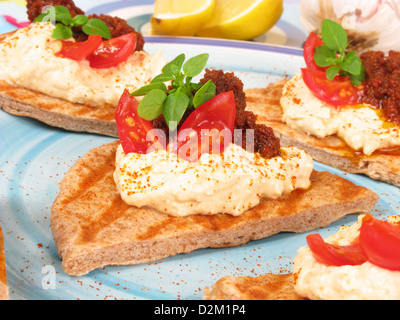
left=0, top=23, right=166, bottom=107
left=293, top=215, right=400, bottom=300
left=280, top=73, right=400, bottom=156
left=113, top=143, right=313, bottom=217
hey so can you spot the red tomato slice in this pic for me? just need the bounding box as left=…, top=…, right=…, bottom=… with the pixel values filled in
left=303, top=32, right=325, bottom=71
left=115, top=89, right=166, bottom=154
left=301, top=68, right=362, bottom=108
left=87, top=33, right=137, bottom=69
left=359, top=214, right=400, bottom=271
left=56, top=35, right=102, bottom=61
left=173, top=91, right=236, bottom=162
left=306, top=233, right=367, bottom=267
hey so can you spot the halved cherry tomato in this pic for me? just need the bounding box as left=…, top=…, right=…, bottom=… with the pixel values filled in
left=306, top=233, right=367, bottom=267
left=56, top=35, right=102, bottom=61
left=115, top=89, right=166, bottom=154
left=87, top=33, right=137, bottom=69
left=301, top=68, right=362, bottom=108
left=359, top=214, right=400, bottom=271
left=173, top=91, right=236, bottom=162
left=303, top=32, right=325, bottom=71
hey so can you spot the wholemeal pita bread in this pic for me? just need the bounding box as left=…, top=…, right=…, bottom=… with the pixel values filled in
left=203, top=273, right=304, bottom=300
left=0, top=224, right=8, bottom=300
left=0, top=31, right=119, bottom=136
left=50, top=141, right=378, bottom=276
left=0, top=79, right=118, bottom=136
left=245, top=81, right=400, bottom=187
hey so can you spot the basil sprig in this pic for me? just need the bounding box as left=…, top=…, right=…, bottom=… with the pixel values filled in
left=34, top=5, right=111, bottom=40
left=314, top=19, right=365, bottom=85
left=131, top=53, right=216, bottom=131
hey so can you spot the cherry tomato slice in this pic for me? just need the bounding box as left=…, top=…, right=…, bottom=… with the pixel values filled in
left=306, top=233, right=367, bottom=267
left=359, top=214, right=400, bottom=271
left=87, top=33, right=137, bottom=69
left=174, top=91, right=236, bottom=162
left=303, top=32, right=326, bottom=71
left=56, top=35, right=102, bottom=61
left=301, top=68, right=362, bottom=108
left=115, top=89, right=166, bottom=154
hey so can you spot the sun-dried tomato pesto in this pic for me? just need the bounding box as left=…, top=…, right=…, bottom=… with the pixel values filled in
left=152, top=69, right=281, bottom=159
left=360, top=50, right=400, bottom=124
left=200, top=69, right=281, bottom=159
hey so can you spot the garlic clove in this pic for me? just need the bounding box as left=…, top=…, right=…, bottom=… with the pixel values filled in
left=300, top=0, right=400, bottom=53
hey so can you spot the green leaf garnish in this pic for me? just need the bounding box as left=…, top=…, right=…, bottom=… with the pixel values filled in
left=137, top=89, right=167, bottom=121
left=131, top=82, right=168, bottom=97
left=314, top=19, right=365, bottom=86
left=163, top=89, right=190, bottom=132
left=82, top=18, right=111, bottom=40
left=34, top=5, right=111, bottom=40
left=132, top=53, right=216, bottom=131
left=192, top=79, right=216, bottom=108
left=182, top=54, right=209, bottom=77
left=51, top=23, right=73, bottom=39
left=71, top=14, right=89, bottom=27
left=320, top=19, right=348, bottom=53
left=162, top=54, right=186, bottom=74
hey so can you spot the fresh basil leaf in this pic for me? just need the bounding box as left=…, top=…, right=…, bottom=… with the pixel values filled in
left=130, top=82, right=168, bottom=97
left=51, top=23, right=73, bottom=39
left=82, top=18, right=111, bottom=39
left=150, top=73, right=175, bottom=84
left=314, top=45, right=337, bottom=67
left=34, top=11, right=54, bottom=23
left=71, top=14, right=88, bottom=27
left=190, top=83, right=203, bottom=91
left=162, top=54, right=185, bottom=74
left=183, top=53, right=209, bottom=77
left=137, top=89, right=167, bottom=121
left=326, top=65, right=341, bottom=81
left=54, top=5, right=72, bottom=25
left=350, top=65, right=365, bottom=85
left=193, top=80, right=216, bottom=108
left=321, top=19, right=348, bottom=53
left=341, top=52, right=363, bottom=76
left=163, top=89, right=189, bottom=131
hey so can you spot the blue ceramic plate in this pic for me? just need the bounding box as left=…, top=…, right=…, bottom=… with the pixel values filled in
left=0, top=37, right=399, bottom=300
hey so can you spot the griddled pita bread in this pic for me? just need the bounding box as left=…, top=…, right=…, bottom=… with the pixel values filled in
left=0, top=31, right=118, bottom=136
left=203, top=273, right=304, bottom=300
left=0, top=79, right=118, bottom=136
left=245, top=81, right=400, bottom=187
left=50, top=141, right=378, bottom=276
left=0, top=224, right=8, bottom=300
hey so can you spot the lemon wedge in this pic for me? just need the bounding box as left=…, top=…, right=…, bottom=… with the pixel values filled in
left=196, top=0, right=283, bottom=40
left=150, top=0, right=216, bottom=36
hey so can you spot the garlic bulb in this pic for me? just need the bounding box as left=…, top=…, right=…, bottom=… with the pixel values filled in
left=300, top=0, right=400, bottom=53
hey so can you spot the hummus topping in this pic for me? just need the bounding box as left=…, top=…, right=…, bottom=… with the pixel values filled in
left=293, top=215, right=400, bottom=300
left=113, top=143, right=313, bottom=217
left=0, top=23, right=166, bottom=107
left=281, top=73, right=400, bottom=155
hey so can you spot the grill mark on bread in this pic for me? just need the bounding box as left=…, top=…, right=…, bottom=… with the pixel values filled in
left=59, top=160, right=115, bottom=206
left=77, top=197, right=131, bottom=243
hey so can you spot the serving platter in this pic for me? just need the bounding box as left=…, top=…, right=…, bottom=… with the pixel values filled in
left=0, top=36, right=399, bottom=300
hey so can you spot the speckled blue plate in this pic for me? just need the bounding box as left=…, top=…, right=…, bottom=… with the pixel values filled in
left=0, top=37, right=399, bottom=300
